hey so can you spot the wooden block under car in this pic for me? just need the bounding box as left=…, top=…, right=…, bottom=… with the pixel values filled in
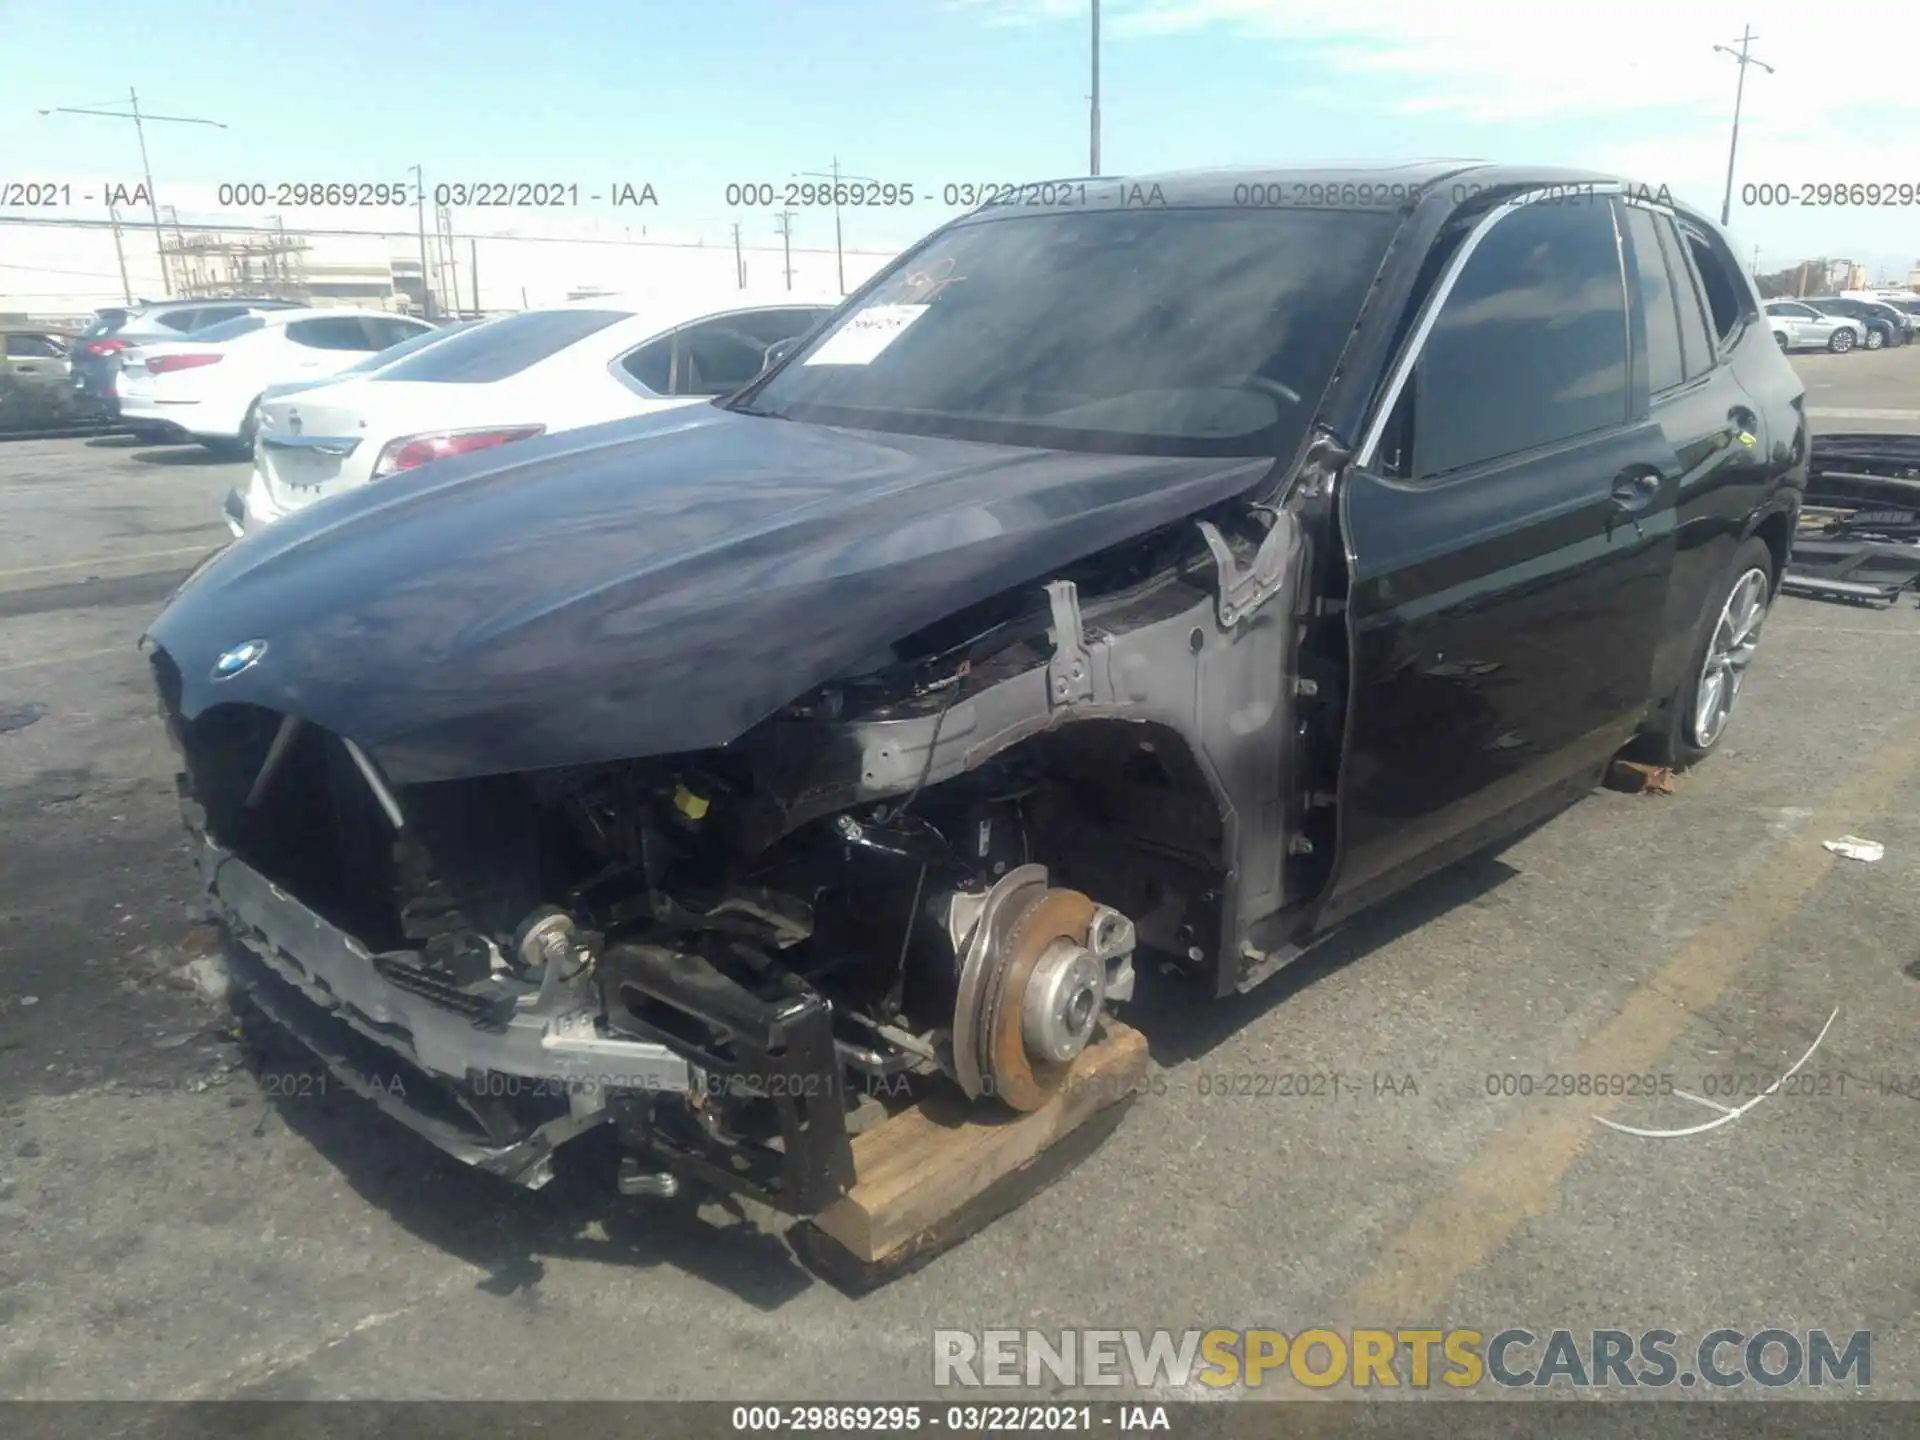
left=791, top=1019, right=1149, bottom=1293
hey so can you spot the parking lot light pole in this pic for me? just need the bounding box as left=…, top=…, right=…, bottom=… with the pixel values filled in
left=1090, top=0, right=1101, bottom=176
left=1713, top=26, right=1774, bottom=228
left=38, top=88, right=226, bottom=297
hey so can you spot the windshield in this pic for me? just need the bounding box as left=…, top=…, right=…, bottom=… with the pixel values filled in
left=733, top=205, right=1402, bottom=457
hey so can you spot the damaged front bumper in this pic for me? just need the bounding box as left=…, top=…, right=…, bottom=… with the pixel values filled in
left=199, top=830, right=690, bottom=1189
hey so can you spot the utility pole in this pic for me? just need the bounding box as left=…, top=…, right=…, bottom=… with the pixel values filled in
left=774, top=210, right=795, bottom=290
left=795, top=159, right=886, bottom=295
left=470, top=237, right=480, bottom=315
left=732, top=222, right=745, bottom=289
left=1713, top=26, right=1774, bottom=227
left=38, top=88, right=226, bottom=297
left=436, top=205, right=458, bottom=316
left=410, top=165, right=433, bottom=318
left=107, top=205, right=132, bottom=304
left=1090, top=0, right=1101, bottom=176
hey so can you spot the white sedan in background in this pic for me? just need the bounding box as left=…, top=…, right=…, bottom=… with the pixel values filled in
left=119, top=308, right=436, bottom=456
left=227, top=291, right=840, bottom=536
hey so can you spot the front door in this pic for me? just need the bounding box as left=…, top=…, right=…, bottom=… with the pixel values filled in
left=1323, top=194, right=1679, bottom=920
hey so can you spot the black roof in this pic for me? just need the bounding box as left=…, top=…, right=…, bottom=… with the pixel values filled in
left=950, top=159, right=1708, bottom=227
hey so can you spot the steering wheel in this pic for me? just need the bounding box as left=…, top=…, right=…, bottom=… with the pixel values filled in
left=1237, top=375, right=1304, bottom=406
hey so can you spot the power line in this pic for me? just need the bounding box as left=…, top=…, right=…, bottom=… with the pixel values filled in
left=0, top=213, right=895, bottom=256
left=0, top=261, right=135, bottom=279
left=37, top=88, right=227, bottom=296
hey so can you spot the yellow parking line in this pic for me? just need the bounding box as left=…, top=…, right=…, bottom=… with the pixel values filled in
left=1339, top=718, right=1920, bottom=1320
left=0, top=544, right=213, bottom=582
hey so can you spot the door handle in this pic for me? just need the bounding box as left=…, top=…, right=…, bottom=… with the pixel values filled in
left=1609, top=470, right=1660, bottom=512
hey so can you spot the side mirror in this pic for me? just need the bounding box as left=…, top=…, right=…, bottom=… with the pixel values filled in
left=762, top=337, right=801, bottom=370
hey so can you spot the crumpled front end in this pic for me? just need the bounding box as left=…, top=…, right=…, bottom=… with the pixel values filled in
left=147, top=522, right=1295, bottom=1211
left=149, top=644, right=865, bottom=1207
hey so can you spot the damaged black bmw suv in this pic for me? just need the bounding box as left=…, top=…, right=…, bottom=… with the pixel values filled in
left=144, top=162, right=1804, bottom=1216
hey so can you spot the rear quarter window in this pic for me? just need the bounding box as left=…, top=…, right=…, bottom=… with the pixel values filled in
left=373, top=309, right=628, bottom=384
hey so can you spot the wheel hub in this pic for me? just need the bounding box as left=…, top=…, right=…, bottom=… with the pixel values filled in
left=950, top=869, right=1120, bottom=1112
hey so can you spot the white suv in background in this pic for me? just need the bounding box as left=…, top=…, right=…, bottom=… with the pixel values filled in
left=117, top=308, right=434, bottom=456
left=226, top=291, right=839, bottom=535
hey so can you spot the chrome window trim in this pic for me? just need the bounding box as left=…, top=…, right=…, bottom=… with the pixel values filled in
left=1354, top=181, right=1629, bottom=471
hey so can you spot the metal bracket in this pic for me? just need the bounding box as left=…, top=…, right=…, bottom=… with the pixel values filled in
left=1198, top=510, right=1296, bottom=629
left=1045, top=579, right=1095, bottom=706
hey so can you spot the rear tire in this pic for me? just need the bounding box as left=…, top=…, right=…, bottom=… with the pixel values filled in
left=200, top=401, right=259, bottom=459
left=1644, top=537, right=1775, bottom=771
left=1773, top=332, right=1789, bottom=352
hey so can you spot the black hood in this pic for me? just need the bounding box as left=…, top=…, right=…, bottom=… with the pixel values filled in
left=148, top=404, right=1272, bottom=782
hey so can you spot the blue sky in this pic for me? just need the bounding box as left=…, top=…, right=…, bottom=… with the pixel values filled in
left=2, top=0, right=1915, bottom=279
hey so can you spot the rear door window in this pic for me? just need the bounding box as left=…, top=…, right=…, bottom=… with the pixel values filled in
left=1410, top=199, right=1630, bottom=480
left=673, top=315, right=779, bottom=396
left=374, top=308, right=628, bottom=384
left=286, top=317, right=381, bottom=351
left=189, top=315, right=268, bottom=343
left=731, top=307, right=834, bottom=346
left=155, top=309, right=208, bottom=333
left=619, top=335, right=672, bottom=393
left=6, top=333, right=66, bottom=358
left=364, top=317, right=431, bottom=348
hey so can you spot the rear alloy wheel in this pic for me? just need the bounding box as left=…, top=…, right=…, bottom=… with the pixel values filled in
left=1648, top=537, right=1775, bottom=769
left=1828, top=328, right=1855, bottom=353
left=1688, top=565, right=1769, bottom=750
left=1864, top=327, right=1885, bottom=351
left=1774, top=332, right=1790, bottom=353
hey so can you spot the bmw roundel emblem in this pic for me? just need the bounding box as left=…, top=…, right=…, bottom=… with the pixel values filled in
left=212, top=639, right=269, bottom=680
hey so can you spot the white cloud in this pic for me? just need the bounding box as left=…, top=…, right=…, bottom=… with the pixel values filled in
left=949, top=0, right=1918, bottom=128
left=948, top=0, right=1920, bottom=263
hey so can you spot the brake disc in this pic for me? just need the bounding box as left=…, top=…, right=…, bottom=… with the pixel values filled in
left=979, top=887, right=1099, bottom=1112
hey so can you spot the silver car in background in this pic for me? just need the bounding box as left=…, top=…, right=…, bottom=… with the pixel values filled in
left=1763, top=300, right=1865, bottom=353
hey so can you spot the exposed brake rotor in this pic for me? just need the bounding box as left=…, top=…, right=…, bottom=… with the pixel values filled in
left=950, top=866, right=1110, bottom=1112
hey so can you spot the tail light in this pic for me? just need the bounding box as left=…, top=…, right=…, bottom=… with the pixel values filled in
left=82, top=338, right=129, bottom=358
left=147, top=353, right=223, bottom=375
left=370, top=426, right=546, bottom=479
